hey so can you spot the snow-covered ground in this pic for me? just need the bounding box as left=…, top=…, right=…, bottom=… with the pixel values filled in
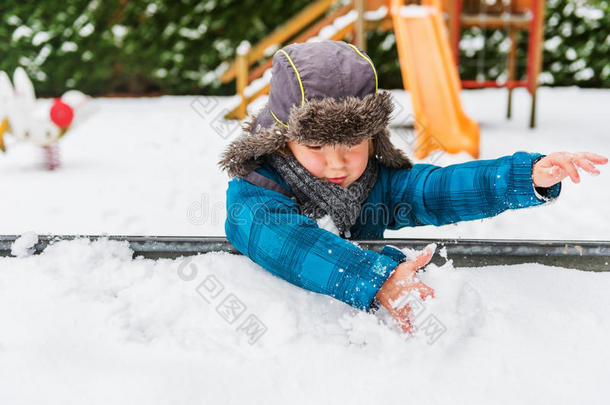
left=1, top=87, right=608, bottom=239
left=1, top=238, right=609, bottom=404
left=1, top=88, right=610, bottom=404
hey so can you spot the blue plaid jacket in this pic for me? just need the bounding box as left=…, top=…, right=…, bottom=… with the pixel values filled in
left=225, top=152, right=561, bottom=312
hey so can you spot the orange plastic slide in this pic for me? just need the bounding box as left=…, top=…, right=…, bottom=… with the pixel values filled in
left=390, top=0, right=479, bottom=159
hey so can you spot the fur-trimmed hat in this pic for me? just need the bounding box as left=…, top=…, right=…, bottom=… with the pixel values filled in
left=219, top=40, right=412, bottom=178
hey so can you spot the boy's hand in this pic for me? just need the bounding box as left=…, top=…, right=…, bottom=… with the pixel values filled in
left=375, top=245, right=435, bottom=334
left=532, top=152, right=607, bottom=188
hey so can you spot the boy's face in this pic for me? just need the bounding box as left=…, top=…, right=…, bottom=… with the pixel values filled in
left=286, top=139, right=371, bottom=188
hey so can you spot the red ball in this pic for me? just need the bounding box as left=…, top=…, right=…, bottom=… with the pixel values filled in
left=50, top=98, right=74, bottom=129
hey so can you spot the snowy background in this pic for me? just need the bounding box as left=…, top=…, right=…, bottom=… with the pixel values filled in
left=1, top=88, right=610, bottom=404
left=1, top=88, right=608, bottom=239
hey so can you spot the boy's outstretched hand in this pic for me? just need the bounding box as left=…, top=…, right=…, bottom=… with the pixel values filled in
left=532, top=152, right=607, bottom=188
left=375, top=245, right=436, bottom=334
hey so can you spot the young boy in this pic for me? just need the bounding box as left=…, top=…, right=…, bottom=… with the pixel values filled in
left=219, top=40, right=606, bottom=333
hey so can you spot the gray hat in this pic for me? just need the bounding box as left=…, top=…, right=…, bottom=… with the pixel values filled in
left=219, top=40, right=412, bottom=178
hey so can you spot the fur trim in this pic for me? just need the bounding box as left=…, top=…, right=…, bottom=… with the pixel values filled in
left=218, top=90, right=412, bottom=178
left=218, top=119, right=288, bottom=178
left=373, top=126, right=412, bottom=169
left=287, top=91, right=392, bottom=145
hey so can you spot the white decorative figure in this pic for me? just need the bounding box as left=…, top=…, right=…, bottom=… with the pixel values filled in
left=0, top=67, right=96, bottom=169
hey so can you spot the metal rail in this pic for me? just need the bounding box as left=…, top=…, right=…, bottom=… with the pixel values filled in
left=1, top=235, right=609, bottom=272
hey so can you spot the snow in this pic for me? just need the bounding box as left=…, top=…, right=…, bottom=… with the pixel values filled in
left=60, top=41, right=78, bottom=53
left=575, top=5, right=605, bottom=21
left=1, top=87, right=610, bottom=402
left=9, top=231, right=38, bottom=257
left=545, top=35, right=563, bottom=52
left=308, top=10, right=358, bottom=42
left=263, top=43, right=280, bottom=57
left=11, top=26, right=33, bottom=41
left=461, top=34, right=485, bottom=56
left=243, top=68, right=272, bottom=98
left=334, top=10, right=359, bottom=30
left=316, top=214, right=340, bottom=236
left=1, top=237, right=610, bottom=403
left=364, top=6, right=388, bottom=21
left=200, top=60, right=229, bottom=86
left=78, top=22, right=95, bottom=37
left=31, top=31, right=50, bottom=46
left=236, top=40, right=251, bottom=56
left=400, top=5, right=432, bottom=18
left=439, top=246, right=448, bottom=259
left=7, top=15, right=21, bottom=26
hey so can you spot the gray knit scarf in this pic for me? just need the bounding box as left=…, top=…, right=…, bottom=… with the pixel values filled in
left=265, top=153, right=379, bottom=236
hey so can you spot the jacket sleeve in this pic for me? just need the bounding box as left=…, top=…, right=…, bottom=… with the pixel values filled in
left=225, top=178, right=402, bottom=311
left=386, top=152, right=562, bottom=229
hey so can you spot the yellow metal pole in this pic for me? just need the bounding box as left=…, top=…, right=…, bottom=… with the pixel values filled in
left=506, top=27, right=517, bottom=119
left=0, top=118, right=9, bottom=152
left=220, top=0, right=335, bottom=83
left=236, top=51, right=248, bottom=120
left=529, top=0, right=545, bottom=128
left=355, top=0, right=367, bottom=51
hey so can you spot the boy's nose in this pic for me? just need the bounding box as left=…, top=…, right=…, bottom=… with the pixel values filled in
left=325, top=149, right=347, bottom=171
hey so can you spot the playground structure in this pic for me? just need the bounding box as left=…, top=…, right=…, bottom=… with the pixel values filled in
left=217, top=0, right=546, bottom=160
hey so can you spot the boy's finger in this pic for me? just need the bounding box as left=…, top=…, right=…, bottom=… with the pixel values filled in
left=416, top=281, right=435, bottom=300
left=404, top=247, right=434, bottom=272
left=574, top=156, right=600, bottom=175
left=578, top=152, right=608, bottom=164
left=558, top=157, right=580, bottom=183
left=392, top=304, right=414, bottom=334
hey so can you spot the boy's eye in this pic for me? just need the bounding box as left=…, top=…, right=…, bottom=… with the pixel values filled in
left=306, top=145, right=322, bottom=150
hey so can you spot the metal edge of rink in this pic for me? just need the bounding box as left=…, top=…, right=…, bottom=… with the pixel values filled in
left=1, top=235, right=610, bottom=272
